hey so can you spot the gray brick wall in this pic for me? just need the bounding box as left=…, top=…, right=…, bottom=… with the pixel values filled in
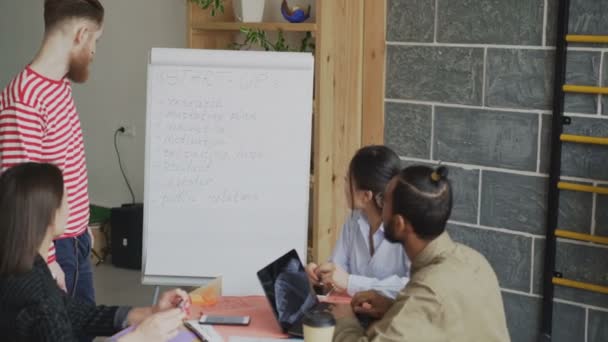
left=385, top=0, right=608, bottom=341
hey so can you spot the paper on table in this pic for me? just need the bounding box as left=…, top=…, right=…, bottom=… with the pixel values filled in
left=109, top=326, right=198, bottom=342
left=185, top=321, right=223, bottom=342
left=112, top=296, right=288, bottom=341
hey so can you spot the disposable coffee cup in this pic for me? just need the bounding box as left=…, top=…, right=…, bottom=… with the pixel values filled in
left=303, top=310, right=336, bottom=342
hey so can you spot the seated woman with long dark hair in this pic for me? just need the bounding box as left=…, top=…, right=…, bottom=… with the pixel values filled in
left=306, top=146, right=410, bottom=299
left=0, top=163, right=188, bottom=342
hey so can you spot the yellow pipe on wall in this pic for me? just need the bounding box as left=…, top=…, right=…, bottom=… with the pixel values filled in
left=553, top=277, right=608, bottom=295
left=561, top=134, right=608, bottom=146
left=555, top=229, right=608, bottom=246
left=566, top=35, right=608, bottom=44
left=558, top=182, right=608, bottom=195
left=563, top=85, right=608, bottom=95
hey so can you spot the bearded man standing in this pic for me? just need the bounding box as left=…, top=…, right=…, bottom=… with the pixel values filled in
left=0, top=0, right=105, bottom=324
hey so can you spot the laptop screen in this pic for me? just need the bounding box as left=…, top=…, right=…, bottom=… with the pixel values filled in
left=257, top=249, right=318, bottom=332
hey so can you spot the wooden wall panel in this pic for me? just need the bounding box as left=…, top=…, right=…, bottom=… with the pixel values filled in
left=361, top=0, right=387, bottom=146
left=188, top=1, right=235, bottom=50
left=312, top=0, right=365, bottom=262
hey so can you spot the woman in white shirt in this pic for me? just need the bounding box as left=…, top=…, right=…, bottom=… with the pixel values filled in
left=306, top=146, right=410, bottom=298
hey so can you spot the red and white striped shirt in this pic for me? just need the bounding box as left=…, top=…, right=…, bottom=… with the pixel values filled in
left=0, top=67, right=90, bottom=263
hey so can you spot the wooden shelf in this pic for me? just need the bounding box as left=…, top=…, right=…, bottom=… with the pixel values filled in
left=188, top=0, right=386, bottom=263
left=192, top=21, right=317, bottom=32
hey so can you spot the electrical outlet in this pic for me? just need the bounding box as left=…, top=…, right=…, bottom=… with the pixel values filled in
left=119, top=124, right=136, bottom=137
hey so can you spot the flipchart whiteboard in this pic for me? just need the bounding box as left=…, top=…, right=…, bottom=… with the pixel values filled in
left=143, top=48, right=314, bottom=295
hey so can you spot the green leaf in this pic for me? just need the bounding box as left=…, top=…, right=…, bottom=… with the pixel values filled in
left=190, top=0, right=224, bottom=15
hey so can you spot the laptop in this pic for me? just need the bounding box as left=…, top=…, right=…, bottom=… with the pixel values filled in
left=257, top=249, right=332, bottom=337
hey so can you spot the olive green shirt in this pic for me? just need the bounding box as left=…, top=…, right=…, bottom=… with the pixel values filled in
left=334, top=232, right=510, bottom=342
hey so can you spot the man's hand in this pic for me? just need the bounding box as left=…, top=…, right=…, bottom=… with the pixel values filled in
left=351, top=291, right=395, bottom=319
left=332, top=303, right=355, bottom=320
left=317, top=262, right=349, bottom=292
left=48, top=261, right=67, bottom=292
left=88, top=227, right=95, bottom=250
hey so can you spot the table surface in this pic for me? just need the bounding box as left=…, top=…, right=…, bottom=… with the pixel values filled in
left=112, top=294, right=351, bottom=341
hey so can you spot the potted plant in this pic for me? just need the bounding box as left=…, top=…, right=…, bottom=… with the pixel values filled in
left=232, top=28, right=314, bottom=52
left=190, top=0, right=225, bottom=16
left=190, top=0, right=266, bottom=23
left=190, top=0, right=315, bottom=52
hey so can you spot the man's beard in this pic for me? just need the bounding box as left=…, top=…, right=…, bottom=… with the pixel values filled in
left=67, top=50, right=91, bottom=83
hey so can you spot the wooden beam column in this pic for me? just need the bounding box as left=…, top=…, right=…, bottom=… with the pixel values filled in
left=312, top=0, right=365, bottom=262
left=361, top=0, right=387, bottom=145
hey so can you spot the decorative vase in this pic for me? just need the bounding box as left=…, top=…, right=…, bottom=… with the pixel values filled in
left=233, top=0, right=266, bottom=22
left=281, top=0, right=311, bottom=23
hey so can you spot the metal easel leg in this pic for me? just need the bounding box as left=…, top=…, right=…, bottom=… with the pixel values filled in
left=153, top=285, right=160, bottom=305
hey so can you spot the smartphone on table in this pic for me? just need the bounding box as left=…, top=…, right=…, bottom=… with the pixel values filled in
left=199, top=315, right=251, bottom=326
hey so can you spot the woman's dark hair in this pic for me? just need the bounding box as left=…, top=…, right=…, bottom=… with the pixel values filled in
left=0, top=163, right=65, bottom=276
left=392, top=165, right=452, bottom=240
left=348, top=145, right=401, bottom=211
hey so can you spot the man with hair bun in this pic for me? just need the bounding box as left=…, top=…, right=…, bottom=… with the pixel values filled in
left=332, top=165, right=510, bottom=342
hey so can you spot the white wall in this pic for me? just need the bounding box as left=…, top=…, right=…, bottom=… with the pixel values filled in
left=0, top=0, right=187, bottom=207
left=0, top=1, right=45, bottom=85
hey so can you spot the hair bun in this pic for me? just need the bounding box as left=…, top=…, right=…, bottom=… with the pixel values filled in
left=431, top=166, right=448, bottom=182
left=437, top=166, right=448, bottom=178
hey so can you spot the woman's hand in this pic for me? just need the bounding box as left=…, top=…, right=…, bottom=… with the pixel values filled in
left=120, top=309, right=185, bottom=342
left=317, top=262, right=349, bottom=292
left=305, top=262, right=320, bottom=285
left=155, top=289, right=191, bottom=315
left=127, top=289, right=191, bottom=326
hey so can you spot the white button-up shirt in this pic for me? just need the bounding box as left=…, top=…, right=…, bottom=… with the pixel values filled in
left=330, top=210, right=411, bottom=298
